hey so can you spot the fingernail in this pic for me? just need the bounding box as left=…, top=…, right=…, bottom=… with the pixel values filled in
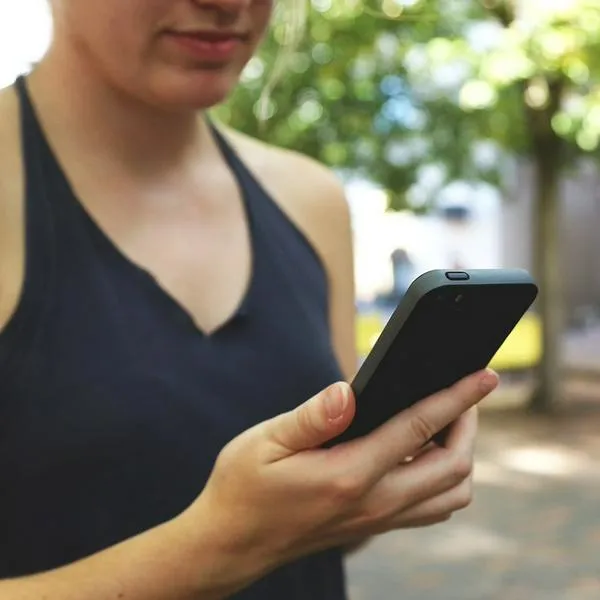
left=324, top=384, right=349, bottom=421
left=479, top=369, right=499, bottom=393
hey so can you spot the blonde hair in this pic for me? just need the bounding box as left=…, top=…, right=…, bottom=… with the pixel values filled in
left=257, top=0, right=308, bottom=121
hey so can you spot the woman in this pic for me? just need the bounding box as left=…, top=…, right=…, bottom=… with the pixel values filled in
left=0, top=1, right=498, bottom=598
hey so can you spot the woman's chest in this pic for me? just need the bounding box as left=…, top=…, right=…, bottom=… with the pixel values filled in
left=1, top=290, right=341, bottom=475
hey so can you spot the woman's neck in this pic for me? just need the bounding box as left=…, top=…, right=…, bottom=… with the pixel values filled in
left=27, top=45, right=215, bottom=177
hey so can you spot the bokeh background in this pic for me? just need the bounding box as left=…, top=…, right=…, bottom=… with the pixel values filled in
left=2, top=0, right=600, bottom=597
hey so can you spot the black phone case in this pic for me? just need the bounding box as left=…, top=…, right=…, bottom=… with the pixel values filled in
left=331, top=269, right=538, bottom=446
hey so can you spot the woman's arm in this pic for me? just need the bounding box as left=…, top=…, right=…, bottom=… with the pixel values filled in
left=302, top=173, right=358, bottom=382
left=1, top=510, right=262, bottom=600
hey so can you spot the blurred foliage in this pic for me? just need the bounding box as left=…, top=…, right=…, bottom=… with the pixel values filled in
left=215, top=0, right=600, bottom=410
left=215, top=0, right=600, bottom=210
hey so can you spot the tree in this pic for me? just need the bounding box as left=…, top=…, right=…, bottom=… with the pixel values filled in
left=402, top=0, right=600, bottom=411
left=217, top=0, right=600, bottom=412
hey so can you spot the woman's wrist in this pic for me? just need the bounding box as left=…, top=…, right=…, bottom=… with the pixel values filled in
left=170, top=499, right=272, bottom=600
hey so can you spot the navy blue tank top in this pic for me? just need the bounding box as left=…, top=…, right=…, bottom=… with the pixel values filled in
left=0, top=76, right=347, bottom=598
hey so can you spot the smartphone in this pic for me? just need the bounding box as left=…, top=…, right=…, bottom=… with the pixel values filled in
left=331, top=268, right=538, bottom=446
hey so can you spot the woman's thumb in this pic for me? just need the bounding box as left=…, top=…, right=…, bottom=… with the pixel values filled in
left=262, top=383, right=355, bottom=459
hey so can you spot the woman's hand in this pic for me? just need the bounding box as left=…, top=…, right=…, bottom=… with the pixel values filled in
left=182, top=369, right=497, bottom=579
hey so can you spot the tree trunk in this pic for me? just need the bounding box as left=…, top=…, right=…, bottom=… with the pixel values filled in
left=528, top=148, right=563, bottom=412
left=525, top=80, right=565, bottom=413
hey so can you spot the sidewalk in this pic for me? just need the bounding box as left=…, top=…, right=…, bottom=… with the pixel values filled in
left=346, top=407, right=600, bottom=600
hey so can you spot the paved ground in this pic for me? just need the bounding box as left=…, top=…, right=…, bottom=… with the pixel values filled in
left=345, top=404, right=600, bottom=600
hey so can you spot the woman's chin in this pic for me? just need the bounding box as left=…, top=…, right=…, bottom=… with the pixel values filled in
left=144, top=69, right=242, bottom=112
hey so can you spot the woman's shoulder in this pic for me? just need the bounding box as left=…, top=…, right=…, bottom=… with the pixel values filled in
left=0, top=84, right=21, bottom=179
left=0, top=84, right=25, bottom=334
left=221, top=125, right=347, bottom=214
left=0, top=84, right=22, bottom=212
left=219, top=124, right=352, bottom=266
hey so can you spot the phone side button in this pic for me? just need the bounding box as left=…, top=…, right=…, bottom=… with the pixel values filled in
left=445, top=271, right=470, bottom=281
